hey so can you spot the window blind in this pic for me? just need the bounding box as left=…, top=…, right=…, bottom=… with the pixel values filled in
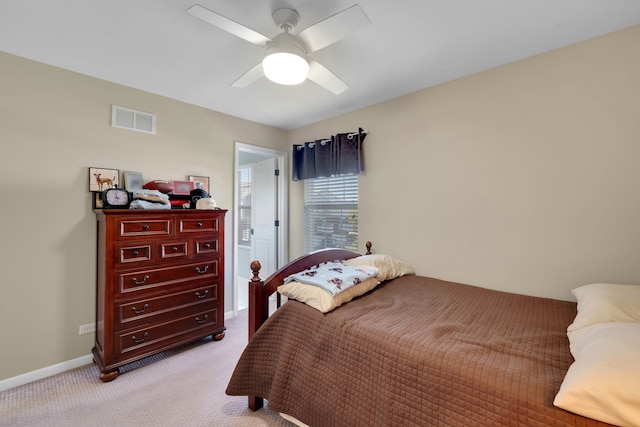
left=238, top=168, right=251, bottom=245
left=304, top=175, right=358, bottom=252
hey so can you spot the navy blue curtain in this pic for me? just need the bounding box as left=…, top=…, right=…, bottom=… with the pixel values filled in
left=292, top=128, right=367, bottom=181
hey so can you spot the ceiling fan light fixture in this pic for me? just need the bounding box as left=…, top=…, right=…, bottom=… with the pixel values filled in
left=188, top=4, right=369, bottom=93
left=262, top=33, right=309, bottom=85
left=263, top=52, right=309, bottom=85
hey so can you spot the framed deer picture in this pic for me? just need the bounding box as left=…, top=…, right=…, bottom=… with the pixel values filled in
left=89, top=167, right=119, bottom=192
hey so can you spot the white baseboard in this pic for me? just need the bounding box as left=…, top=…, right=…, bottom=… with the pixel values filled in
left=0, top=354, right=94, bottom=392
left=1, top=314, right=239, bottom=392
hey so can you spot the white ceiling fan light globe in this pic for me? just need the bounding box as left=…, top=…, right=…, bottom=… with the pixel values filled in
left=262, top=32, right=309, bottom=85
left=262, top=52, right=309, bottom=85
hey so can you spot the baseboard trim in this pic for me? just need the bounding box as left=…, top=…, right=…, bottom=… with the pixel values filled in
left=0, top=354, right=94, bottom=392
left=2, top=314, right=239, bottom=392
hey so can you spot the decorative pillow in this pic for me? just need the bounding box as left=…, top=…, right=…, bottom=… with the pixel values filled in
left=567, top=283, right=640, bottom=332
left=554, top=322, right=640, bottom=427
left=343, top=254, right=415, bottom=281
left=278, top=277, right=380, bottom=313
left=283, top=261, right=378, bottom=296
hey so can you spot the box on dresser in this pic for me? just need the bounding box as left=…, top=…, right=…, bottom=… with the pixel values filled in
left=93, top=209, right=227, bottom=382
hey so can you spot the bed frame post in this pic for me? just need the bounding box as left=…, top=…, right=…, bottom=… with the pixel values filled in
left=248, top=260, right=266, bottom=411
left=248, top=260, right=268, bottom=341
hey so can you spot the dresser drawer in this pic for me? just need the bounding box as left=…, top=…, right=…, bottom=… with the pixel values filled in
left=159, top=241, right=188, bottom=260
left=114, top=215, right=173, bottom=240
left=117, top=261, right=218, bottom=296
left=114, top=243, right=154, bottom=268
left=117, top=284, right=218, bottom=326
left=116, top=308, right=220, bottom=357
left=116, top=216, right=172, bottom=240
left=194, top=238, right=219, bottom=256
left=176, top=215, right=220, bottom=236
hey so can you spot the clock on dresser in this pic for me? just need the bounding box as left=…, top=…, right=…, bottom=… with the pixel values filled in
left=92, top=209, right=227, bottom=382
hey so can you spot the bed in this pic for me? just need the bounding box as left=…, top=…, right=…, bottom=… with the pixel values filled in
left=226, top=245, right=640, bottom=426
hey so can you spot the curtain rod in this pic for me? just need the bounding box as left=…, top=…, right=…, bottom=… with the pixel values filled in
left=300, top=128, right=368, bottom=148
left=347, top=128, right=368, bottom=139
left=322, top=128, right=369, bottom=142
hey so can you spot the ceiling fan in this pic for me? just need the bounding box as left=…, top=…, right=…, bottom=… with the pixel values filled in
left=186, top=3, right=371, bottom=94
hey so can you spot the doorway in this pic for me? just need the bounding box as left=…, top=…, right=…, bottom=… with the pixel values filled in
left=233, top=142, right=288, bottom=315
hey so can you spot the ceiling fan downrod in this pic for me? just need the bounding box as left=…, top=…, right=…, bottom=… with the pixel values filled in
left=272, top=8, right=300, bottom=33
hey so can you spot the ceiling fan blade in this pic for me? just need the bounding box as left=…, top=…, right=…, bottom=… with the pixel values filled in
left=231, top=63, right=264, bottom=88
left=187, top=4, right=271, bottom=46
left=307, top=60, right=349, bottom=95
left=297, top=4, right=371, bottom=52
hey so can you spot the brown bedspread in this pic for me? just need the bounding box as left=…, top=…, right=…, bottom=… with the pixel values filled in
left=226, top=275, right=614, bottom=426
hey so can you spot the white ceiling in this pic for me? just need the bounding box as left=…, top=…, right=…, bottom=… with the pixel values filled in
left=1, top=1, right=639, bottom=131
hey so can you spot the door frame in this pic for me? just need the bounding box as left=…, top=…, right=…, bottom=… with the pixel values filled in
left=232, top=142, right=288, bottom=316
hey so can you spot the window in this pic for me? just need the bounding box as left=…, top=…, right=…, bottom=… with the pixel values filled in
left=238, top=168, right=251, bottom=245
left=304, top=175, right=358, bottom=252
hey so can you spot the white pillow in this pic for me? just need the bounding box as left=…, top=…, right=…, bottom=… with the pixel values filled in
left=554, top=322, right=640, bottom=427
left=278, top=277, right=380, bottom=313
left=343, top=254, right=415, bottom=281
left=567, top=283, right=640, bottom=332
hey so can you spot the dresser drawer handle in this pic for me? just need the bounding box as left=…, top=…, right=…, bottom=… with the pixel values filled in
left=172, top=246, right=179, bottom=252
left=131, top=304, right=149, bottom=314
left=132, top=250, right=139, bottom=256
left=195, top=314, right=209, bottom=324
left=204, top=243, right=211, bottom=249
left=195, top=290, right=209, bottom=299
left=142, top=224, right=149, bottom=230
left=131, top=332, right=149, bottom=344
left=131, top=275, right=150, bottom=285
left=195, top=266, right=209, bottom=274
left=196, top=222, right=203, bottom=228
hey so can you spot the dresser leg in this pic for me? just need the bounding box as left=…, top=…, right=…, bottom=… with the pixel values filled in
left=99, top=369, right=120, bottom=382
left=212, top=331, right=226, bottom=341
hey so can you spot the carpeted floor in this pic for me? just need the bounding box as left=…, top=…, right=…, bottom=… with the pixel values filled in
left=0, top=310, right=291, bottom=426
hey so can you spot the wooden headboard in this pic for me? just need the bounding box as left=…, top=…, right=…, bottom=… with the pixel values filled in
left=247, top=241, right=372, bottom=340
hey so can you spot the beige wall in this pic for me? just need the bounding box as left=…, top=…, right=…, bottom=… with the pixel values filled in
left=289, top=26, right=640, bottom=301
left=0, top=52, right=288, bottom=381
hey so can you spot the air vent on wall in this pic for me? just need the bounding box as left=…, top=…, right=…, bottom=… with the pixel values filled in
left=111, top=105, right=156, bottom=134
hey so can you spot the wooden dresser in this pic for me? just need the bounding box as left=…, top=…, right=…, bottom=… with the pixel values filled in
left=93, top=209, right=227, bottom=381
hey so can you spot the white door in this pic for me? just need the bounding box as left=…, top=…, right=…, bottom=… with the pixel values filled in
left=250, top=157, right=278, bottom=279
